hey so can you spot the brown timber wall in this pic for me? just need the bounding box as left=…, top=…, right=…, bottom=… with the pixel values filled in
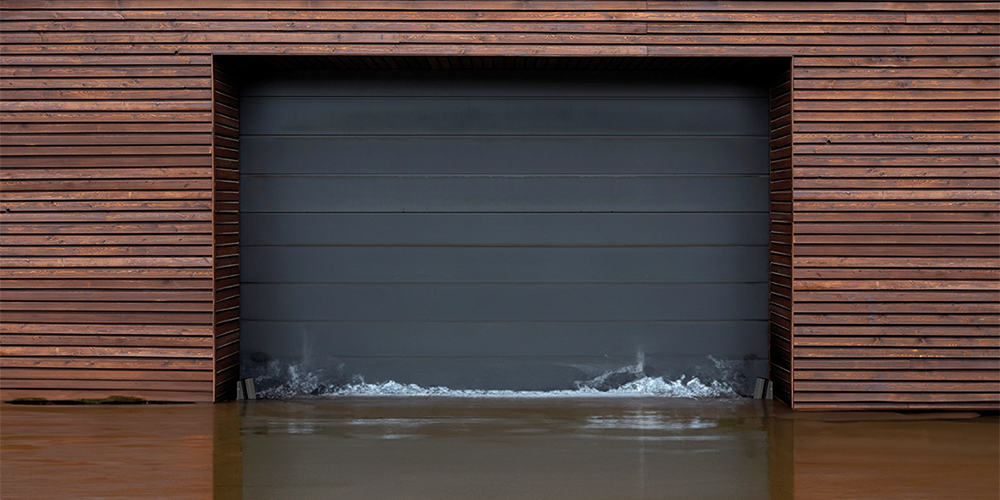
left=0, top=1, right=997, bottom=409
left=0, top=50, right=217, bottom=402
left=791, top=50, right=1000, bottom=410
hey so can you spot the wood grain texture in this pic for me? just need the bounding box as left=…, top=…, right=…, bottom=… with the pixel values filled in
left=784, top=9, right=999, bottom=409
left=0, top=1, right=996, bottom=408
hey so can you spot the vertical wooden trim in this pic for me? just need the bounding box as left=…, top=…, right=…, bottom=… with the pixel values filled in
left=211, top=57, right=218, bottom=402
left=212, top=60, right=241, bottom=401
left=769, top=58, right=795, bottom=408
left=787, top=59, right=796, bottom=409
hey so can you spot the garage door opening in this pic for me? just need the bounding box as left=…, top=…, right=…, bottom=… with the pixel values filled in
left=221, top=56, right=788, bottom=398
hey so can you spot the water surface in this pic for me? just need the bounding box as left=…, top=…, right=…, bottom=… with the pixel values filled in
left=1, top=398, right=996, bottom=499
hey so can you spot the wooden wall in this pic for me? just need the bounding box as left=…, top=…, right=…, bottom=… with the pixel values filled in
left=789, top=50, right=1000, bottom=410
left=1, top=1, right=997, bottom=408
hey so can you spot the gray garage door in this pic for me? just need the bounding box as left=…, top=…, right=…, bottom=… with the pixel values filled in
left=240, top=68, right=770, bottom=394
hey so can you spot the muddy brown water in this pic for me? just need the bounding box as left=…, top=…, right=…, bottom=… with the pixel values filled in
left=1, top=398, right=997, bottom=499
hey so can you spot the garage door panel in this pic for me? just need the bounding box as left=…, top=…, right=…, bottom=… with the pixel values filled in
left=242, top=283, right=769, bottom=322
left=241, top=175, right=769, bottom=213
left=242, top=321, right=768, bottom=358
left=241, top=213, right=769, bottom=246
left=241, top=70, right=768, bottom=100
left=240, top=98, right=768, bottom=136
left=241, top=247, right=768, bottom=284
left=241, top=137, right=769, bottom=175
left=240, top=68, right=769, bottom=393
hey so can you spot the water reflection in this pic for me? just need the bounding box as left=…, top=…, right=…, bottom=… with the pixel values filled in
left=0, top=404, right=216, bottom=500
left=0, top=399, right=996, bottom=499
left=780, top=413, right=999, bottom=500
left=237, top=398, right=769, bottom=500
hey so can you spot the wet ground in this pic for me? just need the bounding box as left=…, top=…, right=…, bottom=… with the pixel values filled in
left=1, top=398, right=997, bottom=499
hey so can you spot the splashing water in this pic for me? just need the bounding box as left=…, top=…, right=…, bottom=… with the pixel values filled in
left=317, top=376, right=734, bottom=399
left=249, top=353, right=737, bottom=399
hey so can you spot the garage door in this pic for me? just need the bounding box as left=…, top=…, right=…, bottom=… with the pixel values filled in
left=239, top=68, right=770, bottom=394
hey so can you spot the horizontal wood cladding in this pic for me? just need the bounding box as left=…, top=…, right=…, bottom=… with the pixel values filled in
left=0, top=10, right=217, bottom=402
left=789, top=47, right=1000, bottom=410
left=1, top=1, right=998, bottom=408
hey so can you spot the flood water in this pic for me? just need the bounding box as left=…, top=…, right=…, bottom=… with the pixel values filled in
left=1, top=398, right=997, bottom=499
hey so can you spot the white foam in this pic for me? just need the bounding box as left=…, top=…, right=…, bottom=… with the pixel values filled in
left=278, top=376, right=735, bottom=399
left=251, top=353, right=742, bottom=399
